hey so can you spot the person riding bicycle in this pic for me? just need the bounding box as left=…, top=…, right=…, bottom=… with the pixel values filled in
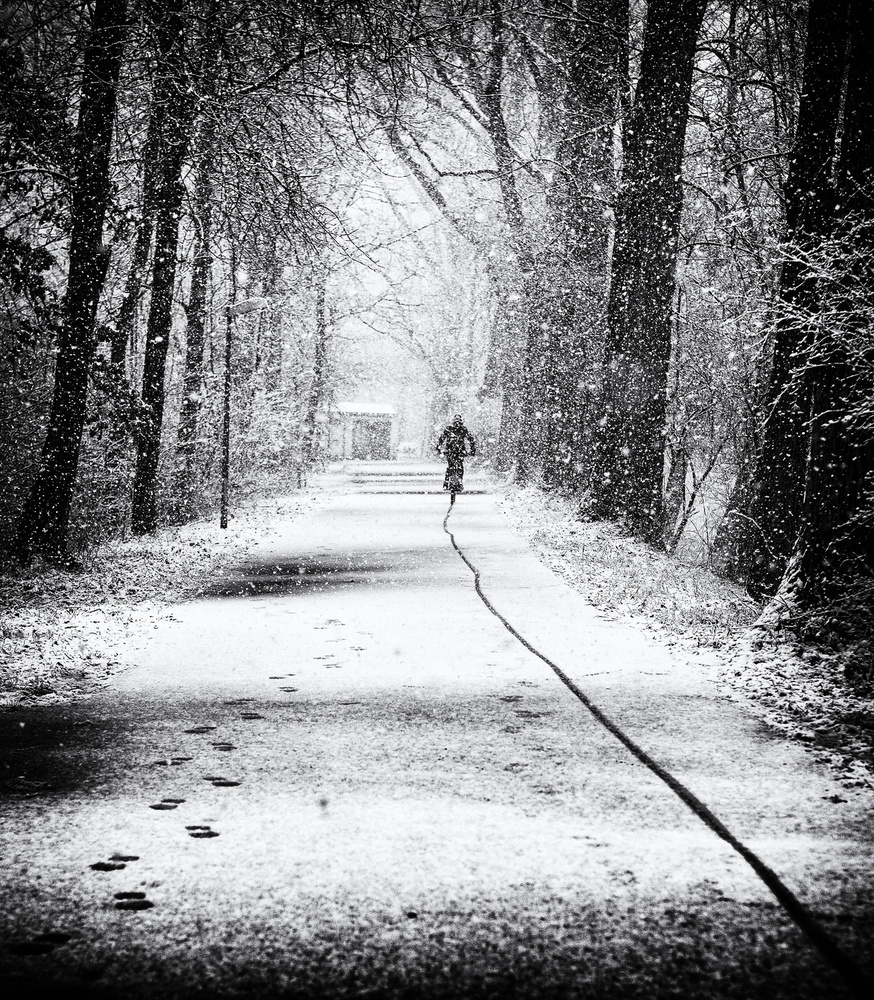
left=436, top=414, right=476, bottom=494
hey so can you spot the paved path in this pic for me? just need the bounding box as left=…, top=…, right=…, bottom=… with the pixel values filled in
left=1, top=463, right=872, bottom=999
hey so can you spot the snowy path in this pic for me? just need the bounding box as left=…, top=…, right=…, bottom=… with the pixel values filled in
left=1, top=463, right=872, bottom=999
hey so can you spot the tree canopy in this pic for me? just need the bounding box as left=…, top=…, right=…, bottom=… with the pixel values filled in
left=2, top=0, right=872, bottom=641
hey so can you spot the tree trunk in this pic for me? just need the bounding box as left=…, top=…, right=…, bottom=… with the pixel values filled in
left=110, top=92, right=163, bottom=370
left=482, top=280, right=526, bottom=469
left=175, top=114, right=216, bottom=486
left=495, top=383, right=523, bottom=472
left=730, top=0, right=850, bottom=597
left=776, top=1, right=874, bottom=612
left=260, top=242, right=284, bottom=394
left=15, top=0, right=129, bottom=563
left=130, top=3, right=193, bottom=535
left=531, top=0, right=625, bottom=491
left=463, top=1, right=540, bottom=479
left=585, top=0, right=707, bottom=543
left=173, top=16, right=225, bottom=510
left=301, top=267, right=328, bottom=467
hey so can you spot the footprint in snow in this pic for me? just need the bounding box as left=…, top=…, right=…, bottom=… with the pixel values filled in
left=184, top=725, right=216, bottom=734
left=8, top=932, right=72, bottom=955
left=114, top=892, right=154, bottom=912
left=149, top=798, right=185, bottom=810
left=203, top=775, right=241, bottom=787
left=90, top=851, right=140, bottom=871
left=212, top=742, right=235, bottom=752
left=187, top=824, right=220, bottom=839
left=152, top=756, right=192, bottom=767
left=239, top=712, right=263, bottom=720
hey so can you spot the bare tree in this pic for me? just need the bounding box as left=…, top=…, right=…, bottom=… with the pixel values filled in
left=130, top=1, right=195, bottom=534
left=720, top=0, right=850, bottom=595
left=776, top=2, right=874, bottom=613
left=585, top=0, right=708, bottom=544
left=15, top=0, right=129, bottom=562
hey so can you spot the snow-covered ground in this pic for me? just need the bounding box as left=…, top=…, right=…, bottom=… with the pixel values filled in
left=3, top=472, right=871, bottom=797
left=1, top=461, right=872, bottom=998
left=498, top=483, right=874, bottom=794
left=0, top=491, right=314, bottom=710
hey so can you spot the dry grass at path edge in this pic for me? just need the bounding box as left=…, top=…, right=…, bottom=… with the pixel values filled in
left=499, top=484, right=874, bottom=792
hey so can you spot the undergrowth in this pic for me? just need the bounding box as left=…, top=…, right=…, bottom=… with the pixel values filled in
left=500, top=483, right=874, bottom=787
left=0, top=490, right=311, bottom=706
left=500, top=485, right=759, bottom=647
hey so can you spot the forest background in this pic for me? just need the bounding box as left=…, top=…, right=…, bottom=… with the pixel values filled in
left=1, top=0, right=873, bottom=682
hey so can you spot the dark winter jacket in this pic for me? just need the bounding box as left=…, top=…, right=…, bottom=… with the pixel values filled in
left=437, top=421, right=476, bottom=460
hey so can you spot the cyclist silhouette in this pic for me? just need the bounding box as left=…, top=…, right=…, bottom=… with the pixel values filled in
left=436, top=414, right=476, bottom=499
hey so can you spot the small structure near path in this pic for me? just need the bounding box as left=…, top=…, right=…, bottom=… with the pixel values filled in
left=326, top=402, right=398, bottom=460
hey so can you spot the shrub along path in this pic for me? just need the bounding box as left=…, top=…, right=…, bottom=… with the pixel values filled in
left=0, top=463, right=872, bottom=998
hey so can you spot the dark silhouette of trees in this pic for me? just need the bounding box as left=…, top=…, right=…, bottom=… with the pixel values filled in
left=517, top=0, right=626, bottom=488
left=130, top=2, right=194, bottom=535
left=4, top=0, right=873, bottom=638
left=720, top=0, right=851, bottom=596
left=14, top=0, right=129, bottom=562
left=586, top=0, right=708, bottom=543
left=174, top=113, right=216, bottom=493
left=111, top=89, right=163, bottom=372
left=775, top=1, right=874, bottom=613
left=379, top=1, right=627, bottom=481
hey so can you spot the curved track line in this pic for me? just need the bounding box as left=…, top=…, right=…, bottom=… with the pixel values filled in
left=443, top=503, right=870, bottom=998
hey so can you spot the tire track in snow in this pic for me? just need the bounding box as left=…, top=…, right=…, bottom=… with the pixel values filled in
left=443, top=501, right=870, bottom=999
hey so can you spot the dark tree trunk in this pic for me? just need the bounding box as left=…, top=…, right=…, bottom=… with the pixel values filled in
left=585, top=0, right=707, bottom=543
left=173, top=17, right=225, bottom=508
left=495, top=383, right=523, bottom=472
left=130, top=3, right=193, bottom=535
left=260, top=243, right=284, bottom=394
left=482, top=283, right=526, bottom=470
left=15, top=0, right=129, bottom=563
left=528, top=0, right=626, bottom=491
left=175, top=114, right=216, bottom=484
left=110, top=93, right=163, bottom=370
left=462, top=0, right=539, bottom=479
left=301, top=268, right=328, bottom=467
left=727, top=0, right=850, bottom=597
left=777, top=2, right=874, bottom=610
